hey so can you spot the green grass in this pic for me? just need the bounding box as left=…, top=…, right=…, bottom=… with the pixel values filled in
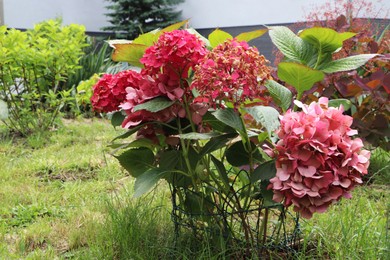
left=0, top=119, right=388, bottom=259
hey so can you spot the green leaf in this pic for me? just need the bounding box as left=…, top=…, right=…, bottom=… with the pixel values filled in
left=133, top=97, right=175, bottom=113
left=268, top=26, right=315, bottom=64
left=328, top=99, right=352, bottom=110
left=260, top=180, right=280, bottom=207
left=212, top=108, right=245, bottom=135
left=321, top=54, right=378, bottom=73
left=226, top=141, right=262, bottom=167
left=133, top=168, right=165, bottom=198
left=112, top=125, right=143, bottom=141
left=208, top=29, right=233, bottom=48
left=199, top=133, right=237, bottom=157
left=110, top=41, right=148, bottom=67
left=202, top=111, right=236, bottom=133
left=111, top=111, right=125, bottom=127
left=264, top=80, right=292, bottom=112
left=278, top=62, right=325, bottom=96
left=235, top=29, right=267, bottom=43
left=210, top=155, right=230, bottom=190
left=244, top=106, right=280, bottom=135
left=159, top=150, right=179, bottom=170
left=250, top=160, right=276, bottom=183
left=114, top=148, right=154, bottom=178
left=133, top=31, right=159, bottom=46
left=299, top=27, right=356, bottom=53
left=180, top=132, right=220, bottom=140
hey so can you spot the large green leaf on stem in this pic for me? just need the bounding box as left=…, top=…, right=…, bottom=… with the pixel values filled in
left=110, top=41, right=148, bottom=67
left=212, top=108, right=245, bottom=135
left=199, top=133, right=238, bottom=157
left=111, top=111, right=125, bottom=127
left=132, top=30, right=160, bottom=46
left=250, top=160, right=276, bottom=183
left=299, top=27, right=356, bottom=53
left=244, top=106, right=280, bottom=135
left=114, top=148, right=154, bottom=178
left=264, top=80, right=292, bottom=112
left=268, top=26, right=315, bottom=65
left=321, top=54, right=378, bottom=73
left=133, top=168, right=166, bottom=198
left=133, top=97, right=175, bottom=113
left=208, top=29, right=233, bottom=48
left=236, top=29, right=267, bottom=43
left=202, top=111, right=236, bottom=133
left=278, top=62, right=324, bottom=97
left=226, top=141, right=262, bottom=167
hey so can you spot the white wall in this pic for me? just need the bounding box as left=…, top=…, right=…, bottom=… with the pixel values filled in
left=3, top=0, right=110, bottom=31
left=3, top=0, right=390, bottom=31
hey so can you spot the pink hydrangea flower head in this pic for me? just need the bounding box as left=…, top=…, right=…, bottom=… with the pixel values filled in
left=191, top=38, right=272, bottom=107
left=269, top=97, right=370, bottom=219
left=119, top=70, right=162, bottom=112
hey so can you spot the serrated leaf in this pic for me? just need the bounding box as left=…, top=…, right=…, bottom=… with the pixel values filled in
left=321, top=54, right=378, bottom=73
left=114, top=148, right=154, bottom=178
left=133, top=97, right=175, bottom=112
left=133, top=168, right=165, bottom=198
left=226, top=141, right=262, bottom=167
left=264, top=80, right=292, bottom=112
left=199, top=133, right=237, bottom=157
left=111, top=111, right=125, bottom=127
left=110, top=42, right=148, bottom=67
left=245, top=106, right=280, bottom=135
left=268, top=26, right=315, bottom=65
left=299, top=27, right=356, bottom=53
left=212, top=108, right=245, bottom=135
left=180, top=132, right=220, bottom=140
left=208, top=29, right=233, bottom=48
left=250, top=160, right=276, bottom=183
left=235, top=29, right=267, bottom=43
left=278, top=62, right=324, bottom=96
left=328, top=99, right=352, bottom=110
left=202, top=111, right=236, bottom=133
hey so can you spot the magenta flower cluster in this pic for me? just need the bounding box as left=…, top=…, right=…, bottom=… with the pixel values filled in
left=91, top=30, right=208, bottom=130
left=269, top=97, right=370, bottom=219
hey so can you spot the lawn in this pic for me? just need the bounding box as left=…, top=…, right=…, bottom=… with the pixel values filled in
left=0, top=119, right=388, bottom=259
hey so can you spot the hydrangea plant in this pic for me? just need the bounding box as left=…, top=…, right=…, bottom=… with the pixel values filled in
left=90, top=21, right=374, bottom=252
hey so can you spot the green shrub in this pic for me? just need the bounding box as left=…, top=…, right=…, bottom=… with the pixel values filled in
left=0, top=19, right=87, bottom=136
left=74, top=74, right=100, bottom=117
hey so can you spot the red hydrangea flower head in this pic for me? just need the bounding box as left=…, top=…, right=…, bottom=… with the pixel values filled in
left=191, top=38, right=272, bottom=107
left=91, top=73, right=125, bottom=113
left=269, top=97, right=370, bottom=219
left=141, top=30, right=208, bottom=73
left=140, top=30, right=208, bottom=101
